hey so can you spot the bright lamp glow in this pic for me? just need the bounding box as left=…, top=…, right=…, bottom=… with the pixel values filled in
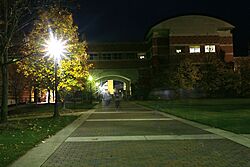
left=88, top=75, right=93, bottom=81
left=97, top=81, right=108, bottom=95
left=43, top=31, right=68, bottom=62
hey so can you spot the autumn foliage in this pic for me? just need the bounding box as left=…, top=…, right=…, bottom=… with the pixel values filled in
left=18, top=7, right=91, bottom=99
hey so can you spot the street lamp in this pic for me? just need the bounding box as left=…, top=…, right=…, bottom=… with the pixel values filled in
left=88, top=75, right=93, bottom=104
left=43, top=30, right=68, bottom=117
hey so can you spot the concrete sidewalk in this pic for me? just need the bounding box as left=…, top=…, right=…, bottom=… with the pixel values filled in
left=9, top=102, right=250, bottom=167
left=9, top=109, right=95, bottom=167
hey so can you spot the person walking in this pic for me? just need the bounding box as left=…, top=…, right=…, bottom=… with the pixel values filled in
left=114, top=92, right=121, bottom=111
left=103, top=91, right=111, bottom=106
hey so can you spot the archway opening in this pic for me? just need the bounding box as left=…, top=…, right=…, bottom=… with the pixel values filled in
left=95, top=75, right=131, bottom=100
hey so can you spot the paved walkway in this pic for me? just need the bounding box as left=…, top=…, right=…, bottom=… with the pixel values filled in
left=10, top=101, right=250, bottom=167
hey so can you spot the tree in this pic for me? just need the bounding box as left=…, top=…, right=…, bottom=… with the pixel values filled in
left=9, top=64, right=29, bottom=105
left=175, top=58, right=202, bottom=90
left=0, top=0, right=40, bottom=123
left=198, top=55, right=223, bottom=96
left=17, top=53, right=54, bottom=103
left=17, top=7, right=90, bottom=116
left=236, top=58, right=250, bottom=97
left=152, top=57, right=201, bottom=95
left=218, top=63, right=240, bottom=97
left=198, top=54, right=239, bottom=97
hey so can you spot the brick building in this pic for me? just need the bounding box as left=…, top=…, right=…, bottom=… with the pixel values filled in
left=88, top=15, right=236, bottom=97
left=0, top=64, right=32, bottom=105
left=89, top=15, right=234, bottom=63
left=1, top=15, right=246, bottom=104
left=147, top=15, right=234, bottom=63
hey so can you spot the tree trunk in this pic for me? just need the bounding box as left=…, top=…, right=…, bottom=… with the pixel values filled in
left=47, top=88, right=50, bottom=104
left=14, top=86, right=18, bottom=106
left=34, top=87, right=38, bottom=103
left=1, top=63, right=8, bottom=123
left=62, top=100, right=66, bottom=109
left=29, top=86, right=32, bottom=103
left=14, top=88, right=18, bottom=106
left=52, top=88, right=55, bottom=102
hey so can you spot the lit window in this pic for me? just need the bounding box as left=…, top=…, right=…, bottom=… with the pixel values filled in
left=174, top=46, right=185, bottom=54
left=189, top=46, right=200, bottom=53
left=138, top=52, right=146, bottom=59
left=205, top=45, right=216, bottom=53
left=176, top=49, right=182, bottom=53
left=139, top=55, right=145, bottom=59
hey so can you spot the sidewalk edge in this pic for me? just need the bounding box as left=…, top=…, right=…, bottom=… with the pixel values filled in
left=9, top=109, right=95, bottom=167
left=136, top=103, right=250, bottom=148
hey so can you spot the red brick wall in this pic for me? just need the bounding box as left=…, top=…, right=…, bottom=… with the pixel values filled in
left=170, top=36, right=220, bottom=44
left=89, top=60, right=150, bottom=69
left=169, top=36, right=234, bottom=62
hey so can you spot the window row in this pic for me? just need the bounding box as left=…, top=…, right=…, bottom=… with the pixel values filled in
left=174, top=45, right=216, bottom=54
left=88, top=52, right=146, bottom=60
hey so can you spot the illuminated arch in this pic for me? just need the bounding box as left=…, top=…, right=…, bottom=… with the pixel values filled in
left=95, top=75, right=132, bottom=97
left=95, top=75, right=131, bottom=83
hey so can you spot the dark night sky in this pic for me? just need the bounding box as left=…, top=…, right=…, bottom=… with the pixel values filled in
left=74, top=0, right=250, bottom=56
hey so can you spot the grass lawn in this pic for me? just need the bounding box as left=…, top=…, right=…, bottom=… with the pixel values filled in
left=8, top=102, right=96, bottom=117
left=137, top=98, right=250, bottom=134
left=8, top=103, right=61, bottom=116
left=0, top=116, right=78, bottom=167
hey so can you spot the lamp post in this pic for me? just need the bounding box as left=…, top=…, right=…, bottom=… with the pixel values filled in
left=88, top=75, right=93, bottom=104
left=43, top=31, right=67, bottom=117
left=54, top=58, right=59, bottom=117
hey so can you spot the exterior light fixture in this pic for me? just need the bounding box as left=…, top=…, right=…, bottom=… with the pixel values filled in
left=43, top=30, right=68, bottom=117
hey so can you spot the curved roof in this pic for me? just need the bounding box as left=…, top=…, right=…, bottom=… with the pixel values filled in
left=148, top=15, right=234, bottom=37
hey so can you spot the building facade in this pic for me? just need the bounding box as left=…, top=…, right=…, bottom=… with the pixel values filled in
left=88, top=15, right=236, bottom=97
left=146, top=15, right=234, bottom=63
left=2, top=15, right=246, bottom=104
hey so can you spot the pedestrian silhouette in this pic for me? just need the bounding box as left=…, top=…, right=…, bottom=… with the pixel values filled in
left=114, top=92, right=121, bottom=111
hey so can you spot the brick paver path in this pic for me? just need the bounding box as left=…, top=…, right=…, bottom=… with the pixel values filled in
left=42, top=101, right=250, bottom=167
